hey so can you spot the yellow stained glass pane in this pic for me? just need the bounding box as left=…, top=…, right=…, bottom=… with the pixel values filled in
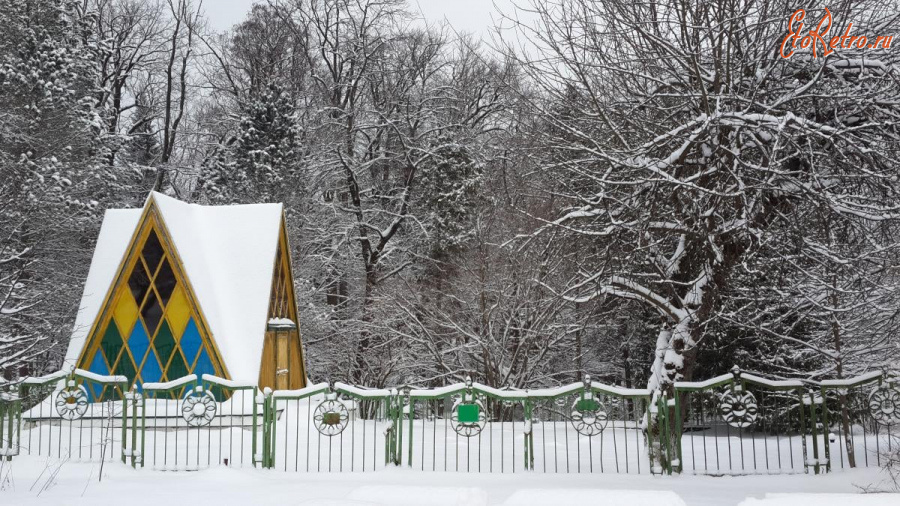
left=113, top=290, right=139, bottom=337
left=167, top=284, right=191, bottom=336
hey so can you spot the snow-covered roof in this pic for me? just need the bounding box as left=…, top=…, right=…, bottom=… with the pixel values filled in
left=64, top=192, right=284, bottom=383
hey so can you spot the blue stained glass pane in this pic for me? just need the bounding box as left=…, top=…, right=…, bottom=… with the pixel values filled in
left=87, top=350, right=108, bottom=400
left=128, top=323, right=150, bottom=368
left=180, top=318, right=202, bottom=365
left=140, top=349, right=163, bottom=385
left=193, top=347, right=215, bottom=378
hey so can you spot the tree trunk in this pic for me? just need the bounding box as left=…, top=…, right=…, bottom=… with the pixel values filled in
left=831, top=289, right=856, bottom=467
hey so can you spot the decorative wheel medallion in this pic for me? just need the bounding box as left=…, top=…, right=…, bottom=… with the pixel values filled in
left=450, top=396, right=487, bottom=437
left=719, top=389, right=758, bottom=428
left=181, top=388, right=217, bottom=427
left=314, top=396, right=350, bottom=436
left=869, top=386, right=900, bottom=426
left=55, top=384, right=89, bottom=420
left=570, top=395, right=608, bottom=436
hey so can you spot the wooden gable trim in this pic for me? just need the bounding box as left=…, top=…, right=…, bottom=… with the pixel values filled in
left=74, top=201, right=153, bottom=368
left=257, top=212, right=308, bottom=389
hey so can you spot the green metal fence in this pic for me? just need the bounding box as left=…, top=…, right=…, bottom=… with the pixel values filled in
left=403, top=376, right=655, bottom=473
left=672, top=367, right=889, bottom=475
left=2, top=368, right=897, bottom=476
left=138, top=374, right=261, bottom=470
left=14, top=369, right=129, bottom=463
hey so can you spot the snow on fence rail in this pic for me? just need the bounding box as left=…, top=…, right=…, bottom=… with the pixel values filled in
left=2, top=368, right=896, bottom=477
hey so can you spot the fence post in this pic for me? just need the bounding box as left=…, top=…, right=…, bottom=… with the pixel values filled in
left=673, top=389, right=683, bottom=474
left=258, top=387, right=274, bottom=468
left=383, top=395, right=391, bottom=465
left=819, top=386, right=832, bottom=473
left=389, top=389, right=401, bottom=466
left=269, top=390, right=278, bottom=469
left=798, top=388, right=810, bottom=474
left=406, top=389, right=414, bottom=467
left=1, top=384, right=21, bottom=460
left=124, top=387, right=142, bottom=468
left=139, top=391, right=146, bottom=468
left=119, top=383, right=128, bottom=464
left=523, top=397, right=534, bottom=471
left=252, top=386, right=260, bottom=467
left=807, top=387, right=821, bottom=475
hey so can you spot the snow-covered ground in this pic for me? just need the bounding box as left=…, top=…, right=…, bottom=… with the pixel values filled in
left=1, top=453, right=897, bottom=506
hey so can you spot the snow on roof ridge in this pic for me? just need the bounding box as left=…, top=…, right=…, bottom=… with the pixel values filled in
left=151, top=193, right=284, bottom=383
left=150, top=191, right=283, bottom=211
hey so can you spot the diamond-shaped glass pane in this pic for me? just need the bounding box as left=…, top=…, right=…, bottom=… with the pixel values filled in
left=153, top=320, right=176, bottom=367
left=88, top=349, right=109, bottom=376
left=193, top=347, right=216, bottom=378
left=128, top=260, right=151, bottom=306
left=156, top=259, right=176, bottom=306
left=141, top=290, right=163, bottom=335
left=100, top=323, right=123, bottom=367
left=128, top=322, right=150, bottom=369
left=114, top=291, right=139, bottom=337
left=87, top=350, right=108, bottom=400
left=180, top=318, right=202, bottom=366
left=140, top=349, right=163, bottom=384
left=166, top=285, right=191, bottom=335
left=166, top=350, right=189, bottom=381
left=142, top=230, right=164, bottom=273
left=115, top=351, right=137, bottom=385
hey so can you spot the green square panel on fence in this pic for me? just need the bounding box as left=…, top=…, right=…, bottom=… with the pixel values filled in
left=457, top=403, right=480, bottom=423
left=576, top=398, right=600, bottom=412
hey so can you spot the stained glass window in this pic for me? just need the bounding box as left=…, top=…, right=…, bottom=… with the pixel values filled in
left=79, top=217, right=225, bottom=399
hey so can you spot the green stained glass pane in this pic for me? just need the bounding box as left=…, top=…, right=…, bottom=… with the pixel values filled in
left=100, top=323, right=123, bottom=367
left=166, top=350, right=189, bottom=382
left=154, top=320, right=176, bottom=366
left=115, top=351, right=137, bottom=385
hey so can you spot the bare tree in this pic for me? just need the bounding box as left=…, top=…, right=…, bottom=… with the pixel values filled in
left=503, top=0, right=900, bottom=396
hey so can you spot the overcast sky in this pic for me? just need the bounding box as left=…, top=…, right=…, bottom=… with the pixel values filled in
left=203, top=0, right=521, bottom=37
